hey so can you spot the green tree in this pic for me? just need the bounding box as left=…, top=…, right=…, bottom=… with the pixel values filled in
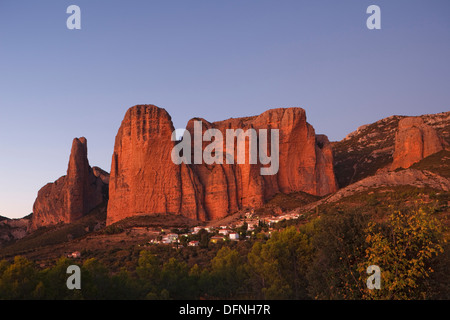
left=160, top=258, right=195, bottom=299
left=247, top=226, right=313, bottom=299
left=205, top=247, right=247, bottom=299
left=38, top=256, right=80, bottom=300
left=359, top=205, right=444, bottom=300
left=237, top=222, right=248, bottom=238
left=307, top=211, right=369, bottom=300
left=0, top=259, right=10, bottom=275
left=198, top=229, right=209, bottom=249
left=109, top=268, right=140, bottom=300
left=0, top=256, right=39, bottom=299
left=80, top=258, right=113, bottom=299
left=135, top=250, right=162, bottom=298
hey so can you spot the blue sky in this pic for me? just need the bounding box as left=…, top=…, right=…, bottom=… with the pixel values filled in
left=0, top=0, right=449, bottom=218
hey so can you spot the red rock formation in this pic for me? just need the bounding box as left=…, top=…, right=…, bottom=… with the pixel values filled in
left=31, top=138, right=108, bottom=230
left=106, top=106, right=206, bottom=225
left=391, top=117, right=445, bottom=170
left=107, top=105, right=338, bottom=225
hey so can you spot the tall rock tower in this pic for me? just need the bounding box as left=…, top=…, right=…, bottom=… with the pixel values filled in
left=31, top=138, right=108, bottom=230
left=106, top=105, right=338, bottom=225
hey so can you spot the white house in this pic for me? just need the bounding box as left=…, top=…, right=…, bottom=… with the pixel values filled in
left=167, top=233, right=179, bottom=242
left=161, top=237, right=172, bottom=244
left=229, top=232, right=239, bottom=240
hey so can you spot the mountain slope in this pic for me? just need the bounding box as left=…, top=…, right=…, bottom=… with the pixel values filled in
left=332, top=111, right=450, bottom=188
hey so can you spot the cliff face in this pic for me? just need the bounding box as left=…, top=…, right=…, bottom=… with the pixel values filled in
left=31, top=138, right=108, bottom=230
left=391, top=117, right=446, bottom=170
left=27, top=108, right=450, bottom=229
left=106, top=105, right=206, bottom=225
left=106, top=105, right=338, bottom=225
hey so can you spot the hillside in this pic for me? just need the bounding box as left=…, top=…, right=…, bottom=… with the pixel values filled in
left=332, top=111, right=450, bottom=188
left=0, top=215, right=30, bottom=247
left=0, top=203, right=106, bottom=259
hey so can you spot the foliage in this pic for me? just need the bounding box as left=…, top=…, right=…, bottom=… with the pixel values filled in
left=306, top=211, right=369, bottom=299
left=202, top=247, right=247, bottom=299
left=247, top=226, right=312, bottom=299
left=103, top=224, right=124, bottom=235
left=0, top=202, right=446, bottom=300
left=359, top=205, right=445, bottom=300
left=0, top=256, right=39, bottom=299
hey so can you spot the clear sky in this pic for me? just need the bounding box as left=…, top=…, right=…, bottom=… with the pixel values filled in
left=0, top=0, right=449, bottom=218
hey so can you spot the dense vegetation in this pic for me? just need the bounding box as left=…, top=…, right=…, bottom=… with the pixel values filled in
left=0, top=201, right=447, bottom=300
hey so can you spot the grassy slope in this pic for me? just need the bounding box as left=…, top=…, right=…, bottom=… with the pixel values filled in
left=0, top=203, right=107, bottom=259
left=410, top=150, right=450, bottom=178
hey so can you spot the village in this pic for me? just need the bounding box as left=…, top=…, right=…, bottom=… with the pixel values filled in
left=65, top=210, right=305, bottom=260
left=139, top=210, right=302, bottom=248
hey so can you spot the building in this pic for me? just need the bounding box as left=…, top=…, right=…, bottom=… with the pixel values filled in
left=229, top=232, right=239, bottom=240
left=192, top=226, right=204, bottom=234
left=188, top=240, right=199, bottom=247
left=167, top=233, right=179, bottom=242
left=268, top=218, right=282, bottom=226
left=247, top=223, right=257, bottom=231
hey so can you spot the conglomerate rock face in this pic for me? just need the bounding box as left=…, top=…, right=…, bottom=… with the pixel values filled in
left=391, top=117, right=445, bottom=170
left=106, top=105, right=338, bottom=225
left=107, top=105, right=206, bottom=225
left=31, top=138, right=108, bottom=230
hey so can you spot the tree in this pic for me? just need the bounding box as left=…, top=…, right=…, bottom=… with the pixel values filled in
left=306, top=211, right=369, bottom=300
left=160, top=258, right=195, bottom=299
left=359, top=205, right=444, bottom=300
left=38, top=256, right=80, bottom=300
left=247, top=226, right=313, bottom=299
left=237, top=222, right=248, bottom=238
left=0, top=256, right=39, bottom=299
left=203, top=247, right=247, bottom=299
left=198, top=229, right=209, bottom=248
left=136, top=250, right=162, bottom=298
left=108, top=268, right=140, bottom=300
left=80, top=258, right=113, bottom=299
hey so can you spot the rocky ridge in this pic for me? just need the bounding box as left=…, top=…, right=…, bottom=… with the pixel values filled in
left=27, top=107, right=450, bottom=230
left=106, top=105, right=338, bottom=225
left=332, top=111, right=450, bottom=188
left=31, top=138, right=109, bottom=230
left=0, top=215, right=30, bottom=247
